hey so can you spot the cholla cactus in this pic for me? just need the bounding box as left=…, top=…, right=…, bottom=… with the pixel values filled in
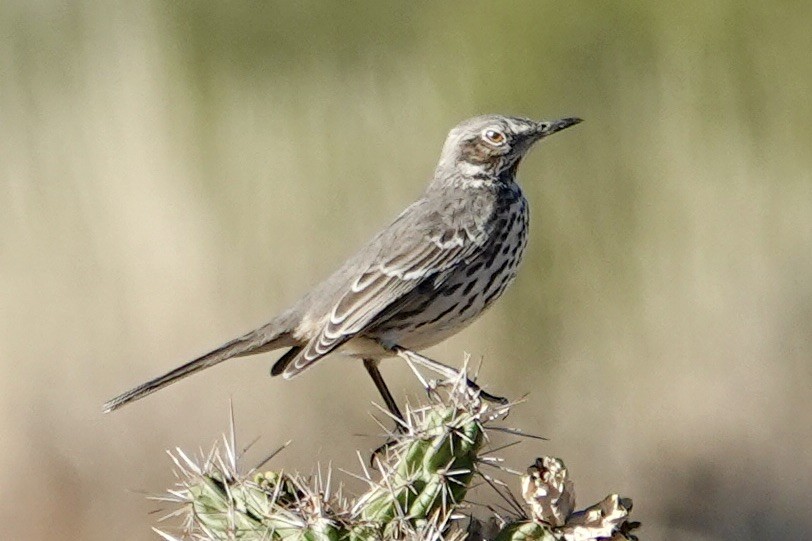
left=152, top=371, right=638, bottom=541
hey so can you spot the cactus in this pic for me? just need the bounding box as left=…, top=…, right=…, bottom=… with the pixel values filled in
left=152, top=371, right=638, bottom=541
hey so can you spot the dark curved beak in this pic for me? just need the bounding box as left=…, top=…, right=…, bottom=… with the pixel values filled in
left=536, top=117, right=583, bottom=139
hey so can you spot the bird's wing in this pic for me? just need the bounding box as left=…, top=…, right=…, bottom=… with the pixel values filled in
left=284, top=203, right=486, bottom=376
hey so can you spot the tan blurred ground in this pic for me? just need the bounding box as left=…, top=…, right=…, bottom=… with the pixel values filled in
left=1, top=2, right=810, bottom=539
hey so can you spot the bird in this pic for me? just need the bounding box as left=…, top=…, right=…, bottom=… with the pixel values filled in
left=103, top=114, right=581, bottom=420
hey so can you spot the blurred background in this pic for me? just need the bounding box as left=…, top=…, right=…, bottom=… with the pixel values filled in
left=2, top=1, right=811, bottom=539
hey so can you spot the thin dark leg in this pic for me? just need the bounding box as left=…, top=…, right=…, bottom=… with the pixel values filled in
left=363, top=358, right=405, bottom=425
left=392, top=346, right=509, bottom=405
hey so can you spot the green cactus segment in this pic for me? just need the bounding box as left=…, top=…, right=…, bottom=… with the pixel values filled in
left=183, top=470, right=344, bottom=540
left=356, top=402, right=483, bottom=535
left=186, top=474, right=263, bottom=536
left=493, top=521, right=557, bottom=541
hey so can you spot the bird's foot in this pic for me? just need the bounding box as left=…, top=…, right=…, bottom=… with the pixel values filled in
left=369, top=438, right=397, bottom=468
left=466, top=378, right=509, bottom=405
left=369, top=420, right=408, bottom=468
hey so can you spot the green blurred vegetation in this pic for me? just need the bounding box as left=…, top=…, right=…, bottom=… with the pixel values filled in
left=1, top=1, right=810, bottom=540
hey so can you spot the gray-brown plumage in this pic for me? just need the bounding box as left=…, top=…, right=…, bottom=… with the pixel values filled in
left=103, top=114, right=581, bottom=415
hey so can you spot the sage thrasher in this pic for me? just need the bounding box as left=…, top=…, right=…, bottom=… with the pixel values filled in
left=103, top=114, right=581, bottom=420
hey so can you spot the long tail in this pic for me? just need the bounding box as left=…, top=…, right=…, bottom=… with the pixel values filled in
left=103, top=323, right=296, bottom=413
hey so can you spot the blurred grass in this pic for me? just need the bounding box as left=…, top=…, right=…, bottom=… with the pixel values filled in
left=1, top=1, right=811, bottom=540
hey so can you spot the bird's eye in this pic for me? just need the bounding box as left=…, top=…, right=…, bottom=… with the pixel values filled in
left=483, top=129, right=506, bottom=146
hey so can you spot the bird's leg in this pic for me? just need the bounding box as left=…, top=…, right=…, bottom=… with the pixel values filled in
left=363, top=358, right=407, bottom=467
left=392, top=346, right=509, bottom=405
left=363, top=358, right=405, bottom=430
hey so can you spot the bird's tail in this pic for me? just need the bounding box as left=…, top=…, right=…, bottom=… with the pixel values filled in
left=103, top=322, right=296, bottom=413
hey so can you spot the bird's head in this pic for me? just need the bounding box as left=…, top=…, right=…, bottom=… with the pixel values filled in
left=435, top=114, right=582, bottom=182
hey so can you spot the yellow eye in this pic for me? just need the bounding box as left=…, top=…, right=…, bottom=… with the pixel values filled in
left=483, top=129, right=506, bottom=146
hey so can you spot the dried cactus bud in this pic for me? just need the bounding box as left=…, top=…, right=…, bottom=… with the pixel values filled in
left=521, top=456, right=575, bottom=526
left=559, top=494, right=635, bottom=541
